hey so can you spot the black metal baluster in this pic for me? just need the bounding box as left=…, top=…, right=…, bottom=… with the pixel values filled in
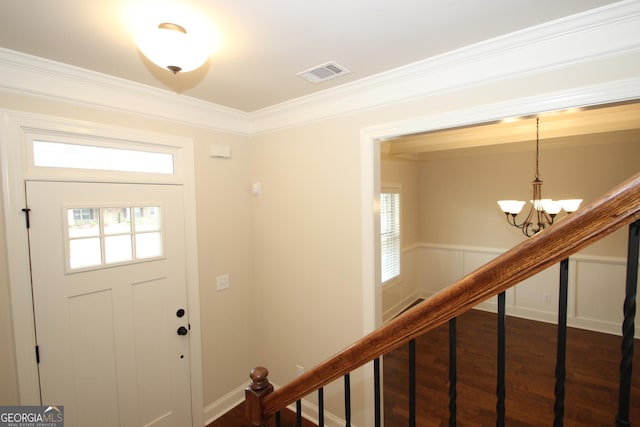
left=616, top=220, right=640, bottom=427
left=496, top=291, right=506, bottom=427
left=275, top=411, right=281, bottom=427
left=344, top=373, right=351, bottom=426
left=409, top=338, right=416, bottom=427
left=318, top=387, right=324, bottom=427
left=554, top=258, right=569, bottom=427
left=374, top=358, right=381, bottom=427
left=449, top=317, right=457, bottom=427
left=296, top=399, right=302, bottom=427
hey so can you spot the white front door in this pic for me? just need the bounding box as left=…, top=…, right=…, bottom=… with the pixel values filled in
left=26, top=181, right=192, bottom=427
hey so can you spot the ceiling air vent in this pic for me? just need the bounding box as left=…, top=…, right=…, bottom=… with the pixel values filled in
left=297, top=61, right=350, bottom=83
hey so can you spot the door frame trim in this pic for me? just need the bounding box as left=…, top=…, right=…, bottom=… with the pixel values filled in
left=0, top=110, right=204, bottom=427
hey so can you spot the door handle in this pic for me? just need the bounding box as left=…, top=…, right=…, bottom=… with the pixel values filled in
left=177, top=326, right=188, bottom=336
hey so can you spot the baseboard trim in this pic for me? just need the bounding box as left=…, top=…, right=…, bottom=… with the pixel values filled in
left=203, top=384, right=245, bottom=426
left=382, top=290, right=422, bottom=323
left=286, top=394, right=347, bottom=427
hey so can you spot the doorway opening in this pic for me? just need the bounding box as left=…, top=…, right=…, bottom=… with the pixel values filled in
left=362, top=96, right=640, bottom=426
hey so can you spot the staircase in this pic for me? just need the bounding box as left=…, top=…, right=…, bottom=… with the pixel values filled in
left=245, top=171, right=640, bottom=427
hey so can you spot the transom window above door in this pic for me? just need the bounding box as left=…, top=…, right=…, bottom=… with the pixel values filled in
left=33, top=141, right=174, bottom=174
left=66, top=206, right=164, bottom=272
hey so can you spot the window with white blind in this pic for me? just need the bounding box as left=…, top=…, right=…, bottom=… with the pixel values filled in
left=381, top=189, right=400, bottom=283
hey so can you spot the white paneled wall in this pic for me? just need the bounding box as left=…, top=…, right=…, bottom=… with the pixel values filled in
left=384, top=243, right=638, bottom=338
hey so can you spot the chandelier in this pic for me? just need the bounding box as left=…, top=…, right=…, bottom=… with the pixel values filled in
left=497, top=118, right=582, bottom=237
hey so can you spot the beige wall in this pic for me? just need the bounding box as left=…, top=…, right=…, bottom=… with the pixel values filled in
left=248, top=122, right=366, bottom=410
left=418, top=140, right=639, bottom=254
left=248, top=121, right=369, bottom=420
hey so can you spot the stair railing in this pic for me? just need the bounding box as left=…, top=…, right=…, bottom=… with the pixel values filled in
left=246, top=171, right=640, bottom=426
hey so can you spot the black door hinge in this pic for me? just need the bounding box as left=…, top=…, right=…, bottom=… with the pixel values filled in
left=35, top=345, right=40, bottom=364
left=22, top=208, right=31, bottom=229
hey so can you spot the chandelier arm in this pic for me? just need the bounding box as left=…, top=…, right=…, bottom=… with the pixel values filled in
left=535, top=209, right=546, bottom=233
left=508, top=205, right=535, bottom=230
left=523, top=223, right=536, bottom=238
left=505, top=213, right=518, bottom=227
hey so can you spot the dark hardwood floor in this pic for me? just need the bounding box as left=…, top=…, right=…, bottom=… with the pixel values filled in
left=210, top=309, right=639, bottom=426
left=384, top=309, right=640, bottom=427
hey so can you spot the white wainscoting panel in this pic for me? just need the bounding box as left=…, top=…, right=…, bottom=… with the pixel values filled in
left=573, top=259, right=627, bottom=333
left=383, top=243, right=638, bottom=338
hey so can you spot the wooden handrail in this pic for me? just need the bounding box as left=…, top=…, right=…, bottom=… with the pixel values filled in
left=248, top=171, right=640, bottom=424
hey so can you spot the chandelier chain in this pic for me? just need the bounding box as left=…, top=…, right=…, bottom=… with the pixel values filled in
left=535, top=117, right=540, bottom=180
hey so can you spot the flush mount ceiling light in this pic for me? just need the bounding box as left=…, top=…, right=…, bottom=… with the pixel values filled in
left=497, top=118, right=582, bottom=237
left=135, top=21, right=213, bottom=74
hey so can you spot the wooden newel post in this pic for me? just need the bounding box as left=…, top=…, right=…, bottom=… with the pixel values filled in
left=245, top=366, right=274, bottom=426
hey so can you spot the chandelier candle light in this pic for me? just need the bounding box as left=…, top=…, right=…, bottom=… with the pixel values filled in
left=497, top=118, right=582, bottom=237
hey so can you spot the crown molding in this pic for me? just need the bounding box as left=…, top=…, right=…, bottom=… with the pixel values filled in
left=0, top=48, right=252, bottom=135
left=0, top=1, right=638, bottom=136
left=250, top=0, right=640, bottom=134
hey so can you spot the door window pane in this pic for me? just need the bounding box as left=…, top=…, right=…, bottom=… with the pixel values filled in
left=66, top=206, right=164, bottom=272
left=105, top=235, right=133, bottom=264
left=70, top=238, right=102, bottom=269
left=104, top=208, right=131, bottom=235
left=68, top=208, right=99, bottom=238
left=136, top=232, right=163, bottom=259
left=134, top=207, right=160, bottom=232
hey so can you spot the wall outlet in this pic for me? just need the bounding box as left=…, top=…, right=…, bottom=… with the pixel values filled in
left=296, top=365, right=304, bottom=376
left=544, top=292, right=552, bottom=303
left=216, top=274, right=230, bottom=291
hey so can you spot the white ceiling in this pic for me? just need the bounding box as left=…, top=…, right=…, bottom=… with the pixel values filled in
left=0, top=0, right=620, bottom=113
